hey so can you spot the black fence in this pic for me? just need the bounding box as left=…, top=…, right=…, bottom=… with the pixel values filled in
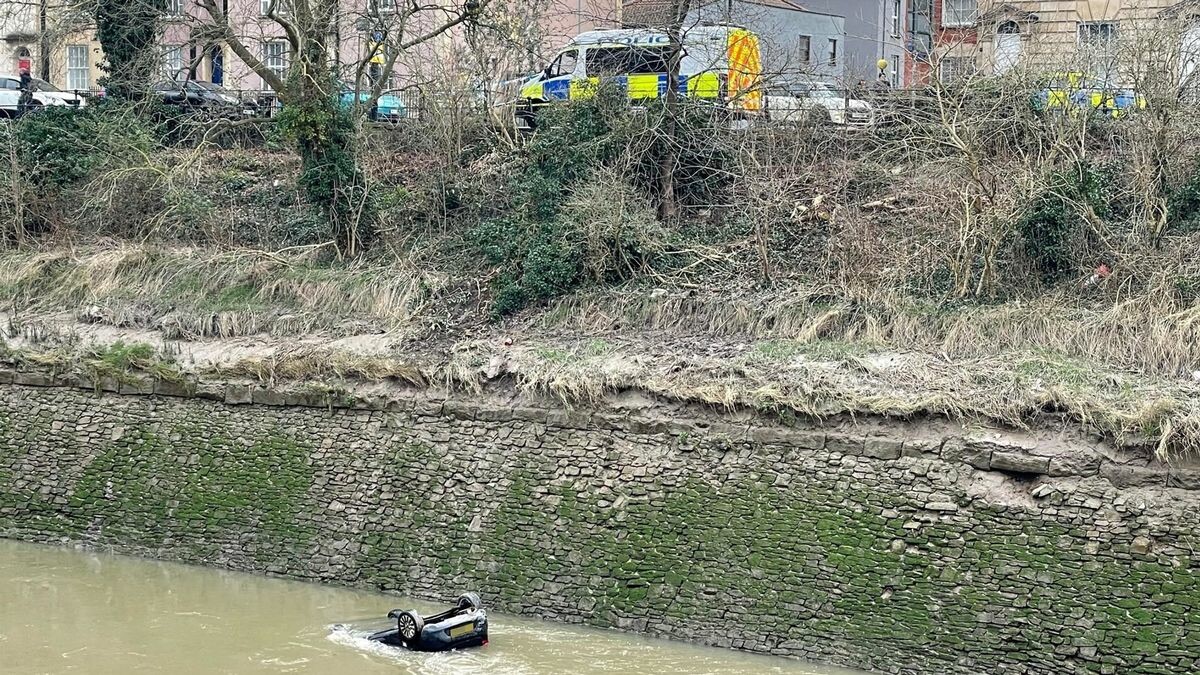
left=18, top=87, right=423, bottom=123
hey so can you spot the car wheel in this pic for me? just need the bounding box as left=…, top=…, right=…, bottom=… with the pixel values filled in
left=396, top=610, right=424, bottom=642
left=456, top=592, right=482, bottom=610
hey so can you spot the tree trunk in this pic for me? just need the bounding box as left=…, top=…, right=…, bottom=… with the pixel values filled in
left=658, top=0, right=690, bottom=222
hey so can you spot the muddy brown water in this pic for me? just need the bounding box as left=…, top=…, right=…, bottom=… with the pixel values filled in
left=0, top=540, right=866, bottom=674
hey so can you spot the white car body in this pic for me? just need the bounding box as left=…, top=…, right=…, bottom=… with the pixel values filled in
left=0, top=75, right=88, bottom=116
left=765, top=81, right=873, bottom=127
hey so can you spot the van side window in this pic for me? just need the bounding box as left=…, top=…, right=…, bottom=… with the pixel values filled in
left=548, top=50, right=578, bottom=78
left=587, top=46, right=672, bottom=76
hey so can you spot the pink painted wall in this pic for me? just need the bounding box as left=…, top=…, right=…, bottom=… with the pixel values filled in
left=159, top=0, right=622, bottom=92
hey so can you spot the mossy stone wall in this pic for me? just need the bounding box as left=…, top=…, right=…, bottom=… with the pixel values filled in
left=1, top=382, right=1198, bottom=674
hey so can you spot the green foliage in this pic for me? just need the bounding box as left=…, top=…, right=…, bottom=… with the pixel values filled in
left=276, top=83, right=376, bottom=256
left=16, top=108, right=102, bottom=187
left=471, top=92, right=671, bottom=317
left=1166, top=166, right=1200, bottom=236
left=15, top=104, right=152, bottom=189
left=1018, top=160, right=1117, bottom=285
left=95, top=0, right=167, bottom=100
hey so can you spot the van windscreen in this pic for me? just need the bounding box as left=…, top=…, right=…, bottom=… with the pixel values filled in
left=586, top=46, right=672, bottom=76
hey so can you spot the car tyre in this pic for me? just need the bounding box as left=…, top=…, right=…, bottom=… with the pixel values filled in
left=396, top=610, right=424, bottom=643
left=456, top=592, right=482, bottom=610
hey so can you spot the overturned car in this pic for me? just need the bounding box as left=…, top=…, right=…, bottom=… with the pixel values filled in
left=368, top=592, right=488, bottom=652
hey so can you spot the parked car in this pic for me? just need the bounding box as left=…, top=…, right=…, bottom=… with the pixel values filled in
left=765, top=81, right=874, bottom=127
left=0, top=75, right=87, bottom=116
left=152, top=80, right=259, bottom=117
left=338, top=84, right=409, bottom=122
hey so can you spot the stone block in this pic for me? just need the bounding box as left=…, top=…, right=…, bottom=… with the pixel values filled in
left=825, top=434, right=864, bottom=455
left=547, top=409, right=591, bottom=429
left=224, top=383, right=253, bottom=405
left=194, top=383, right=224, bottom=400
left=942, top=440, right=992, bottom=469
left=119, top=377, right=154, bottom=396
left=0, top=368, right=14, bottom=384
left=153, top=378, right=194, bottom=398
left=475, top=407, right=513, bottom=422
left=1047, top=453, right=1103, bottom=478
left=412, top=400, right=445, bottom=416
left=862, top=438, right=903, bottom=460
left=902, top=438, right=943, bottom=458
left=251, top=388, right=292, bottom=407
left=1166, top=470, right=1200, bottom=490
left=512, top=407, right=549, bottom=424
left=628, top=417, right=670, bottom=435
left=1100, top=463, right=1166, bottom=488
left=990, top=451, right=1049, bottom=475
left=442, top=400, right=479, bottom=420
left=752, top=427, right=825, bottom=450
left=13, top=371, right=55, bottom=387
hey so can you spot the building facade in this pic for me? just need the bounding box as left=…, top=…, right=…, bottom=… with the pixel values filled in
left=8, top=0, right=618, bottom=93
left=908, top=0, right=1188, bottom=85
left=800, top=0, right=911, bottom=86
left=623, top=0, right=847, bottom=82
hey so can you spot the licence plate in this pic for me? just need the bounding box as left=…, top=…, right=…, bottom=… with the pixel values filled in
left=449, top=623, right=475, bottom=638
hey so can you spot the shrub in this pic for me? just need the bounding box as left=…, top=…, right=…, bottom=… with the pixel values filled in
left=15, top=104, right=152, bottom=189
left=470, top=93, right=668, bottom=317
left=1018, top=160, right=1118, bottom=285
left=1166, top=166, right=1200, bottom=235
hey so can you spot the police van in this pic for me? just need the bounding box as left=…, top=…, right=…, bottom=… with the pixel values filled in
left=515, top=25, right=764, bottom=129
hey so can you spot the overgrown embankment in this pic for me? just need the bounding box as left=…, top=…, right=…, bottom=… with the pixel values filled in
left=4, top=81, right=1200, bottom=462
left=1, top=370, right=1199, bottom=674
left=3, top=241, right=1199, bottom=460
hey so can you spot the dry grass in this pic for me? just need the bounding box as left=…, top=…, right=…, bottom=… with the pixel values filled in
left=440, top=337, right=1200, bottom=460
left=539, top=286, right=1200, bottom=378
left=209, top=346, right=426, bottom=386
left=0, top=245, right=440, bottom=339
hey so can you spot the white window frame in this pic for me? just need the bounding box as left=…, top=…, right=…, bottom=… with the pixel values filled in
left=939, top=55, right=975, bottom=83
left=263, top=40, right=289, bottom=89
left=942, top=0, right=976, bottom=28
left=828, top=38, right=837, bottom=66
left=1078, top=21, right=1118, bottom=46
left=165, top=0, right=183, bottom=17
left=66, top=45, right=89, bottom=90
left=797, top=35, right=811, bottom=64
left=375, top=0, right=395, bottom=12
left=162, top=44, right=184, bottom=79
left=260, top=0, right=290, bottom=15
left=892, top=0, right=903, bottom=37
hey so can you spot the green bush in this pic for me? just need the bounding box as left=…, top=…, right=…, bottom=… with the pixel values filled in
left=1018, top=160, right=1118, bottom=285
left=1166, top=166, right=1200, bottom=235
left=277, top=90, right=376, bottom=256
left=470, top=92, right=669, bottom=318
left=15, top=104, right=152, bottom=188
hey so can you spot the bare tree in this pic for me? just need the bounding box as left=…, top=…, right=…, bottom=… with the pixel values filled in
left=658, top=0, right=690, bottom=221
left=190, top=0, right=491, bottom=256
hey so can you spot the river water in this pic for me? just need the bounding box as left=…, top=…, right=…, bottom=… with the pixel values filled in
left=0, top=540, right=862, bottom=675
